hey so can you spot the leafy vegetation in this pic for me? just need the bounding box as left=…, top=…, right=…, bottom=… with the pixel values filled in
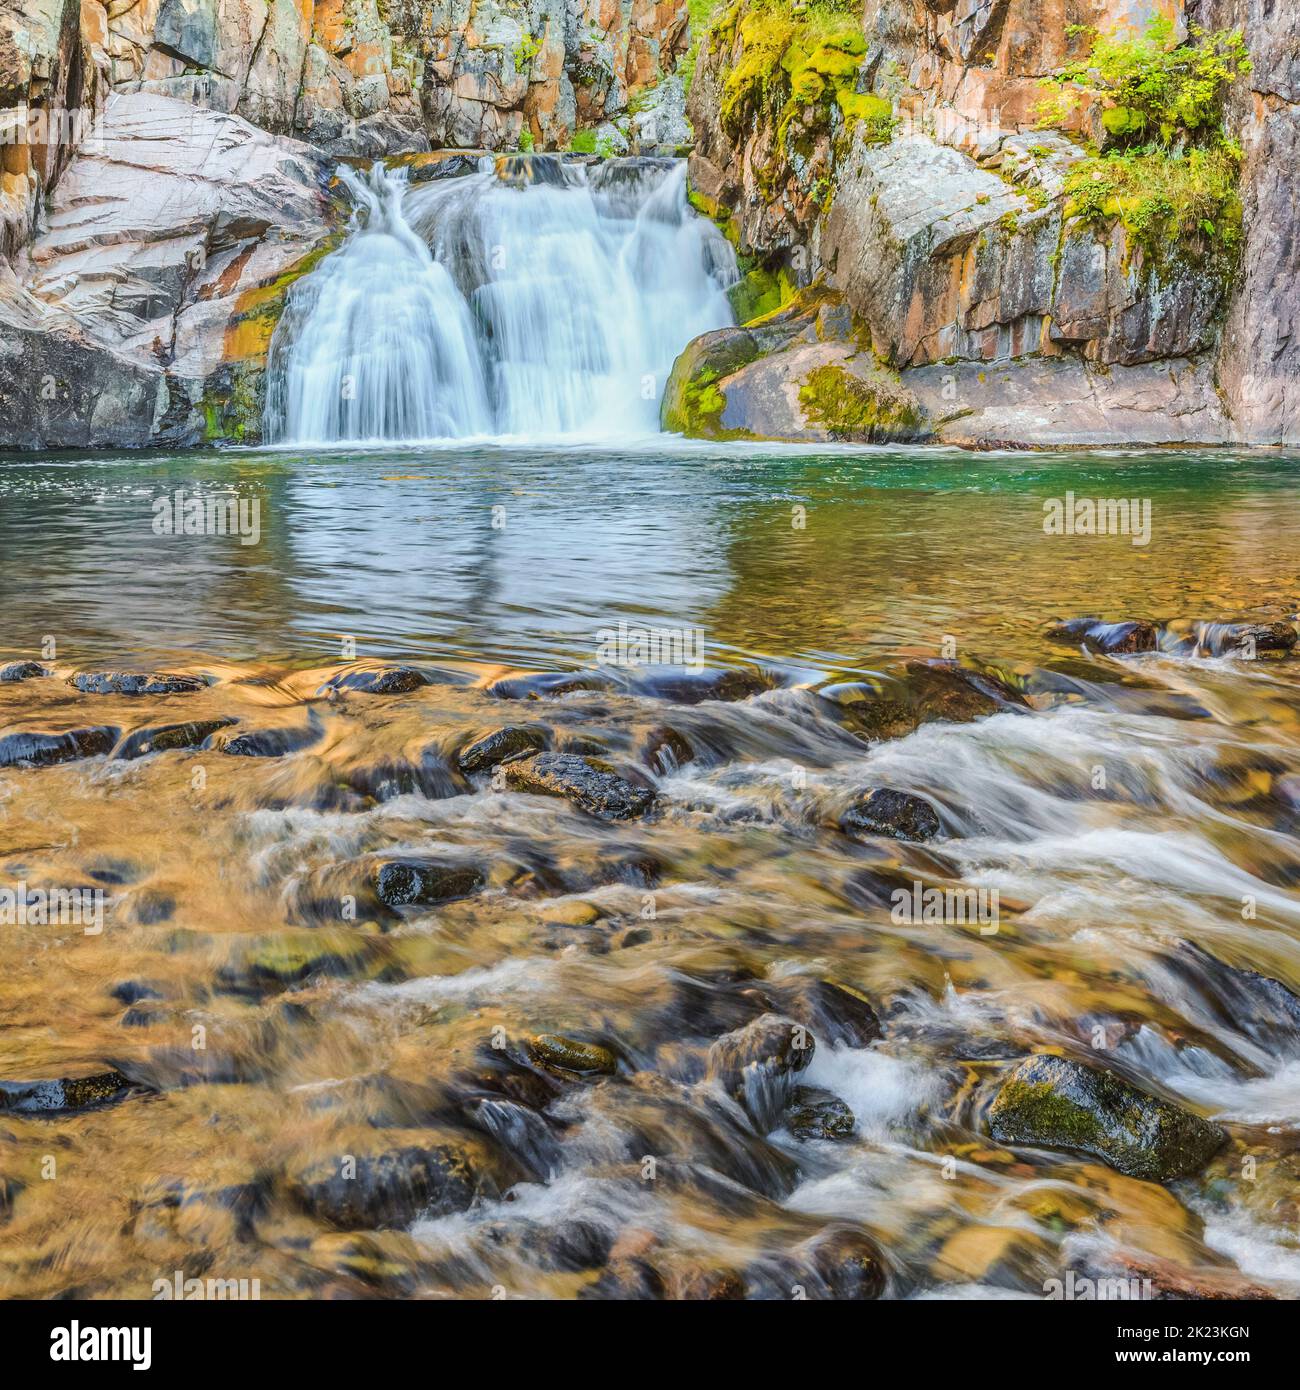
left=1045, top=17, right=1251, bottom=147
left=1043, top=19, right=1251, bottom=276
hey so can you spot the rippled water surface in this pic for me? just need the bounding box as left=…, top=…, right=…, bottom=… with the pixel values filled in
left=1, top=441, right=1299, bottom=1299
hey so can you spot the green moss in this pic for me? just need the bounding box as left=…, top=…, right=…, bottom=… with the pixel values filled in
left=798, top=362, right=923, bottom=441
left=728, top=264, right=796, bottom=324
left=715, top=0, right=893, bottom=148
left=1062, top=142, right=1243, bottom=283
left=661, top=331, right=761, bottom=438
left=569, top=129, right=598, bottom=154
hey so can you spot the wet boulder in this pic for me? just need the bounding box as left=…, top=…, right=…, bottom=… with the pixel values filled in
left=527, top=1034, right=618, bottom=1078
left=903, top=660, right=1031, bottom=722
left=320, top=667, right=430, bottom=696
left=0, top=1070, right=137, bottom=1115
left=215, top=722, right=322, bottom=757
left=1046, top=618, right=1160, bottom=655
left=786, top=1086, right=856, bottom=1142
left=487, top=671, right=613, bottom=700
left=707, top=1013, right=815, bottom=1130
left=457, top=726, right=546, bottom=774
left=630, top=667, right=770, bottom=705
left=1188, top=620, right=1298, bottom=659
left=69, top=672, right=207, bottom=695
left=800, top=1226, right=888, bottom=1299
left=503, top=753, right=656, bottom=821
left=370, top=858, right=484, bottom=910
left=289, top=1128, right=520, bottom=1230
left=114, top=718, right=237, bottom=760
left=988, top=1054, right=1227, bottom=1182
left=840, top=788, right=941, bottom=843
left=639, top=725, right=695, bottom=776
left=0, top=726, right=118, bottom=768
left=0, top=662, right=50, bottom=682
left=765, top=977, right=883, bottom=1049
left=1163, top=941, right=1300, bottom=1052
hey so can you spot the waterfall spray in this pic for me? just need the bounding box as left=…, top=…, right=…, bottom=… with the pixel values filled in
left=266, top=157, right=738, bottom=445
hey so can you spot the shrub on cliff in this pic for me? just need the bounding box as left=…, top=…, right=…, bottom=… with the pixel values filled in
left=1047, top=17, right=1251, bottom=150
left=1044, top=19, right=1252, bottom=280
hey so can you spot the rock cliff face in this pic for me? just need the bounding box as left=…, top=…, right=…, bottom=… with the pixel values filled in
left=0, top=93, right=336, bottom=448
left=85, top=0, right=688, bottom=153
left=678, top=0, right=1295, bottom=447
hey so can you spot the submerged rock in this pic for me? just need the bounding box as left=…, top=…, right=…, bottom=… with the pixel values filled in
left=1046, top=618, right=1160, bottom=655
left=114, top=718, right=237, bottom=760
left=0, top=726, right=119, bottom=768
left=290, top=1129, right=518, bottom=1230
left=321, top=667, right=430, bottom=696
left=0, top=662, right=49, bottom=682
left=640, top=725, right=695, bottom=775
left=630, top=667, right=769, bottom=705
left=0, top=1070, right=136, bottom=1115
left=1184, top=620, right=1299, bottom=659
left=988, top=1054, right=1228, bottom=1182
left=707, top=1013, right=815, bottom=1130
left=216, top=722, right=322, bottom=757
left=527, top=1034, right=618, bottom=1077
left=371, top=858, right=484, bottom=910
left=801, top=1226, right=888, bottom=1300
left=902, top=660, right=1030, bottom=722
left=69, top=672, right=207, bottom=695
left=503, top=753, right=656, bottom=821
left=488, top=671, right=612, bottom=700
left=457, top=726, right=546, bottom=774
left=841, top=789, right=942, bottom=843
left=786, top=1086, right=856, bottom=1141
left=764, top=977, right=883, bottom=1049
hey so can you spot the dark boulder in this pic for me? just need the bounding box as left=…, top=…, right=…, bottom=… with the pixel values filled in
left=320, top=667, right=430, bottom=696
left=707, top=1013, right=815, bottom=1130
left=0, top=726, right=118, bottom=768
left=289, top=1129, right=519, bottom=1230
left=487, top=671, right=612, bottom=700
left=630, top=667, right=769, bottom=705
left=0, top=662, right=50, bottom=682
left=988, top=1054, right=1227, bottom=1181
left=787, top=1086, right=856, bottom=1141
left=503, top=753, right=656, bottom=820
left=457, top=726, right=546, bottom=774
left=640, top=725, right=695, bottom=775
left=216, top=722, right=322, bottom=757
left=114, top=718, right=237, bottom=760
left=371, top=858, right=484, bottom=910
left=840, top=788, right=941, bottom=843
left=0, top=1070, right=137, bottom=1115
left=801, top=1226, right=888, bottom=1299
left=765, top=977, right=883, bottom=1049
left=69, top=672, right=207, bottom=695
left=1046, top=618, right=1160, bottom=655
left=527, top=1033, right=618, bottom=1077
left=903, top=659, right=1031, bottom=721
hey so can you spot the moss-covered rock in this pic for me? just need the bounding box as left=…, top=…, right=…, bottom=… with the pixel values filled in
left=661, top=327, right=761, bottom=437
left=798, top=361, right=926, bottom=442
left=786, top=1085, right=856, bottom=1141
left=988, top=1054, right=1228, bottom=1182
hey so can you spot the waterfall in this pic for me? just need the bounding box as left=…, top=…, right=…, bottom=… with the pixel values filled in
left=265, top=157, right=739, bottom=445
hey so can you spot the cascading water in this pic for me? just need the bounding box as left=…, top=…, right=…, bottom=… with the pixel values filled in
left=265, top=157, right=739, bottom=444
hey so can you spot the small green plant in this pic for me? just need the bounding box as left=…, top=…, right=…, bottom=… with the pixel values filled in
left=518, top=129, right=535, bottom=153
left=1042, top=17, right=1251, bottom=148
left=1042, top=19, right=1251, bottom=279
left=513, top=33, right=543, bottom=74
left=569, top=129, right=598, bottom=154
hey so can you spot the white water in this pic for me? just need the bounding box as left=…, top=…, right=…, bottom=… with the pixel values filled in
left=266, top=158, right=739, bottom=445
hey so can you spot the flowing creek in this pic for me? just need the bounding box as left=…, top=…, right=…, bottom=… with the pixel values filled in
left=1, top=443, right=1299, bottom=1298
